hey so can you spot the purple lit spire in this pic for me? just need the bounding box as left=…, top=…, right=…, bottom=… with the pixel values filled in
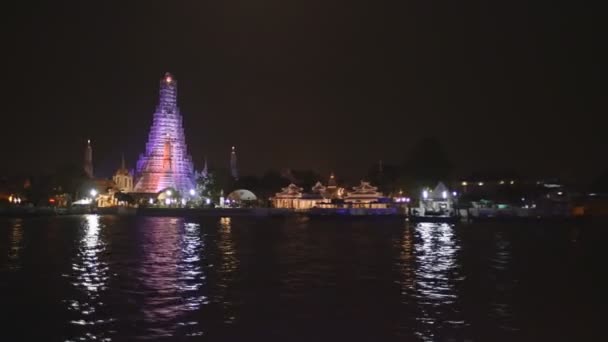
left=133, top=73, right=195, bottom=194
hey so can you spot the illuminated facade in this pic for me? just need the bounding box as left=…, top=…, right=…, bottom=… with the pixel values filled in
left=133, top=73, right=195, bottom=195
left=113, top=155, right=133, bottom=193
left=272, top=183, right=328, bottom=210
left=344, top=181, right=383, bottom=204
left=417, top=182, right=454, bottom=216
left=344, top=181, right=388, bottom=209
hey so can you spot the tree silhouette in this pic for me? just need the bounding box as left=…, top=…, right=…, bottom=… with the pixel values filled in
left=366, top=162, right=402, bottom=195
left=403, top=137, right=452, bottom=190
left=591, top=170, right=608, bottom=193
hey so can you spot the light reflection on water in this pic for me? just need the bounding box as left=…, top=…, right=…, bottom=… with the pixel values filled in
left=176, top=222, right=207, bottom=337
left=397, top=223, right=415, bottom=294
left=216, top=216, right=239, bottom=325
left=136, top=218, right=209, bottom=338
left=2, top=216, right=602, bottom=340
left=65, top=214, right=114, bottom=342
left=139, top=216, right=180, bottom=337
left=407, top=222, right=466, bottom=341
left=7, top=218, right=23, bottom=271
left=489, top=231, right=517, bottom=333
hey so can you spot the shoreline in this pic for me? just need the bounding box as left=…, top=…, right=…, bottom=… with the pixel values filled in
left=0, top=206, right=592, bottom=222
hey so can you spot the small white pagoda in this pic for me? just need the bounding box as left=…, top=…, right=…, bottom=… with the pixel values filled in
left=418, top=182, right=455, bottom=216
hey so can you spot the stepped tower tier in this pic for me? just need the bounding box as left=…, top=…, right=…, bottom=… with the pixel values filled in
left=133, top=73, right=196, bottom=195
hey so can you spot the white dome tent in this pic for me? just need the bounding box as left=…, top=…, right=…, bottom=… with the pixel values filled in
left=227, top=189, right=257, bottom=203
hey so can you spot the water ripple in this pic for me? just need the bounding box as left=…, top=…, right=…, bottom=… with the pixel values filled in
left=396, top=222, right=467, bottom=341
left=64, top=214, right=114, bottom=341
left=7, top=218, right=23, bottom=271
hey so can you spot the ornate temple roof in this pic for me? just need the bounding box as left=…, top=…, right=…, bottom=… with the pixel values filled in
left=349, top=181, right=380, bottom=194
left=275, top=183, right=303, bottom=198
left=345, top=181, right=383, bottom=200
left=311, top=181, right=326, bottom=194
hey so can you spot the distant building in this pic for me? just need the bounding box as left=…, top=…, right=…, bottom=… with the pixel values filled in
left=272, top=183, right=327, bottom=210
left=113, top=155, right=133, bottom=193
left=272, top=179, right=389, bottom=210
left=416, top=182, right=455, bottom=216
left=90, top=178, right=119, bottom=208
left=344, top=181, right=384, bottom=206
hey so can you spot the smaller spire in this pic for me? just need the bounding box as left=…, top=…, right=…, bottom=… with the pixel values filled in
left=84, top=139, right=94, bottom=179
left=328, top=172, right=337, bottom=187
left=230, top=146, right=238, bottom=179
left=202, top=156, right=208, bottom=176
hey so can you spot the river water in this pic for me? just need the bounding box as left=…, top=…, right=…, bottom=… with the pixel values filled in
left=0, top=215, right=605, bottom=341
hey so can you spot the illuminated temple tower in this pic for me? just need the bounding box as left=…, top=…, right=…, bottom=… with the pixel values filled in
left=133, top=73, right=195, bottom=195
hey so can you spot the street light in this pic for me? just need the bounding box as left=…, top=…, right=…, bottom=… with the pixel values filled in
left=90, top=189, right=98, bottom=197
left=166, top=190, right=172, bottom=197
left=189, top=189, right=196, bottom=196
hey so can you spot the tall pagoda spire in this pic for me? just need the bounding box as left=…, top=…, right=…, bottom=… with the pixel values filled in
left=133, top=72, right=195, bottom=194
left=230, top=146, right=238, bottom=180
left=84, top=139, right=94, bottom=178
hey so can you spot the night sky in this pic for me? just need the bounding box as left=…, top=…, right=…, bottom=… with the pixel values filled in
left=3, top=1, right=603, bottom=182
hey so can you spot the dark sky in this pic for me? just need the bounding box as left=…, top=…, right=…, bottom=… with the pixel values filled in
left=2, top=1, right=603, bottom=182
